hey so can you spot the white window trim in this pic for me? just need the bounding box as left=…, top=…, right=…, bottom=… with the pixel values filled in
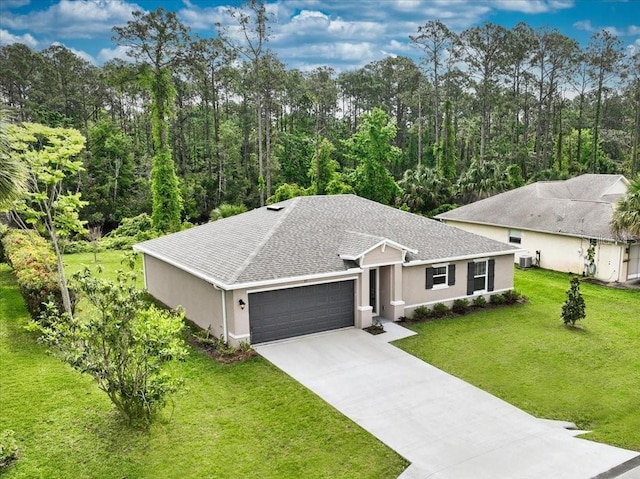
left=431, top=263, right=449, bottom=290
left=473, top=259, right=488, bottom=293
left=508, top=229, right=522, bottom=245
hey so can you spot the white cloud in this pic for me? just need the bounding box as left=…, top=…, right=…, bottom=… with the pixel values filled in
left=491, top=0, right=574, bottom=13
left=2, top=0, right=141, bottom=38
left=97, top=44, right=133, bottom=63
left=2, top=0, right=31, bottom=7
left=574, top=19, right=640, bottom=37
left=0, top=28, right=38, bottom=48
left=48, top=41, right=96, bottom=64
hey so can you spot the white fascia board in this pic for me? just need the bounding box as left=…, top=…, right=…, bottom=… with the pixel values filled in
left=442, top=218, right=622, bottom=243
left=135, top=243, right=365, bottom=291
left=235, top=268, right=363, bottom=291
left=133, top=245, right=231, bottom=289
left=405, top=249, right=521, bottom=267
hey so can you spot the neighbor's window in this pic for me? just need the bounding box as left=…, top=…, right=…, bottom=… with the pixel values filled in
left=433, top=266, right=447, bottom=286
left=508, top=229, right=522, bottom=244
left=474, top=261, right=487, bottom=291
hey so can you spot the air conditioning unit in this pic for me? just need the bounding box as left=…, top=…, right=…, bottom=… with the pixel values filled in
left=519, top=255, right=532, bottom=269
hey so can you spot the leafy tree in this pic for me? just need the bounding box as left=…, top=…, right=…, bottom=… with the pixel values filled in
left=456, top=159, right=509, bottom=202
left=0, top=109, right=27, bottom=209
left=38, top=267, right=187, bottom=425
left=84, top=118, right=135, bottom=226
left=309, top=137, right=339, bottom=195
left=344, top=108, right=400, bottom=205
left=435, top=99, right=456, bottom=179
left=611, top=175, right=640, bottom=238
left=587, top=30, right=624, bottom=173
left=399, top=166, right=452, bottom=215
left=113, top=7, right=189, bottom=232
left=561, top=276, right=586, bottom=327
left=9, top=122, right=87, bottom=317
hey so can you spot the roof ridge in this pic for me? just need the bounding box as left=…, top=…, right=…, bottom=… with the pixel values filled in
left=226, top=197, right=299, bottom=284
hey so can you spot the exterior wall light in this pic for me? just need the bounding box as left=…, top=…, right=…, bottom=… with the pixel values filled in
left=238, top=299, right=246, bottom=310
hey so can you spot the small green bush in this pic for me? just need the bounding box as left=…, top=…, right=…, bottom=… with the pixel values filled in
left=472, top=295, right=487, bottom=308
left=452, top=298, right=470, bottom=314
left=489, top=293, right=506, bottom=305
left=502, top=289, right=522, bottom=305
left=108, top=213, right=155, bottom=238
left=210, top=204, right=247, bottom=221
left=0, top=429, right=19, bottom=470
left=0, top=223, right=8, bottom=262
left=431, top=302, right=450, bottom=318
left=412, top=305, right=431, bottom=321
left=1, top=229, right=72, bottom=320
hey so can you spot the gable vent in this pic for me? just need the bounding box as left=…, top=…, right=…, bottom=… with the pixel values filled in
left=267, top=205, right=285, bottom=211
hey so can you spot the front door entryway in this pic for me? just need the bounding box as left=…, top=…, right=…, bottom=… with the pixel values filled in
left=369, top=268, right=378, bottom=315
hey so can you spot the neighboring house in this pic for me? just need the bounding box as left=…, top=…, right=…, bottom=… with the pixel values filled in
left=437, top=174, right=639, bottom=283
left=135, top=195, right=517, bottom=345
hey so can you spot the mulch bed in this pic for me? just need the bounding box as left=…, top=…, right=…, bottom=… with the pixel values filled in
left=187, top=335, right=257, bottom=364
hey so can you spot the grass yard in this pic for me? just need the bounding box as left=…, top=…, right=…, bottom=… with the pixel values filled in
left=62, top=249, right=144, bottom=286
left=396, top=268, right=640, bottom=452
left=0, top=255, right=407, bottom=478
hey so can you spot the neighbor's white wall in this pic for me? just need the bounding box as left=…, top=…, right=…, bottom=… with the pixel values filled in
left=442, top=220, right=625, bottom=282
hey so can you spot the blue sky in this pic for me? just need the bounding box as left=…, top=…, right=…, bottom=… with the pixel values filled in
left=0, top=0, right=638, bottom=71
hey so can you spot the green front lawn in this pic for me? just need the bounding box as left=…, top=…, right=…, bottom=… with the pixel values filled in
left=0, top=257, right=407, bottom=478
left=396, top=268, right=640, bottom=451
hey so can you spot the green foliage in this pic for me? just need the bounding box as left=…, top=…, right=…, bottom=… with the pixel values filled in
left=1, top=229, right=71, bottom=320
left=266, top=183, right=311, bottom=204
left=83, top=118, right=136, bottom=226
left=472, top=295, right=487, bottom=308
left=431, top=302, right=450, bottom=318
left=452, top=298, right=470, bottom=314
left=345, top=108, right=401, bottom=205
left=38, top=267, right=187, bottom=425
left=412, top=305, right=431, bottom=321
left=0, top=429, right=19, bottom=471
left=109, top=213, right=156, bottom=238
left=611, top=174, right=640, bottom=238
left=309, top=137, right=340, bottom=195
left=0, top=108, right=27, bottom=209
left=489, top=293, right=506, bottom=305
left=561, top=276, right=586, bottom=327
left=456, top=159, right=510, bottom=203
left=399, top=166, right=453, bottom=215
left=210, top=203, right=248, bottom=221
left=151, top=149, right=183, bottom=233
left=501, top=289, right=523, bottom=305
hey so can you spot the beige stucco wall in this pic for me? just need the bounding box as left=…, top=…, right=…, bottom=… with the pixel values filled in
left=143, top=254, right=225, bottom=338
left=442, top=220, right=626, bottom=282
left=401, top=254, right=514, bottom=316
left=360, top=244, right=403, bottom=267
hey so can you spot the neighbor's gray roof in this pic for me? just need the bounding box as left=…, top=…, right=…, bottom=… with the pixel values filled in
left=136, top=195, right=517, bottom=287
left=437, top=174, right=632, bottom=241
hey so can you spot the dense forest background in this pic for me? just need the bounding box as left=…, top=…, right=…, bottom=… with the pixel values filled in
left=1, top=3, right=639, bottom=232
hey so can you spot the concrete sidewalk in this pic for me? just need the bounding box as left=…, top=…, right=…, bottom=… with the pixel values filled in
left=255, top=327, right=638, bottom=479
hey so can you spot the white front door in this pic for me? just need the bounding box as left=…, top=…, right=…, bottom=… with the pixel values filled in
left=628, top=244, right=640, bottom=280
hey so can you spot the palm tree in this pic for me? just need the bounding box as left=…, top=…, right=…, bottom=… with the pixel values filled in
left=0, top=109, right=27, bottom=209
left=611, top=175, right=640, bottom=238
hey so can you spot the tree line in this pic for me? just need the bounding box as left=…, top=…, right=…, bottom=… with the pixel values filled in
left=1, top=2, right=639, bottom=232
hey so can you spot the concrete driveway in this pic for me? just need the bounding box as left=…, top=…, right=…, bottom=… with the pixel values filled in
left=255, top=326, right=639, bottom=479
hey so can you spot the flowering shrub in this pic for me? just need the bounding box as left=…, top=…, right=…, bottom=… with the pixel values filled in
left=1, top=229, right=71, bottom=320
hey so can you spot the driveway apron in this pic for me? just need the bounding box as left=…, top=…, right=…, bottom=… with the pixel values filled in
left=255, top=327, right=639, bottom=479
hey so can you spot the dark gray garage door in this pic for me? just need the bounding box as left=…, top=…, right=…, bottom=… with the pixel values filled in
left=249, top=280, right=354, bottom=343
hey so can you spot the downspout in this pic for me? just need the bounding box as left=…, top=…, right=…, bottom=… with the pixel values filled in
left=213, top=284, right=228, bottom=344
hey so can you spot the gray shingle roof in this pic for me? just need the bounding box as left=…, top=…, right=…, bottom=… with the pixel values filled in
left=136, top=195, right=517, bottom=287
left=436, top=174, right=632, bottom=241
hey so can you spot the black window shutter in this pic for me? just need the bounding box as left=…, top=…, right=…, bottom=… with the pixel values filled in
left=448, top=264, right=456, bottom=286
left=467, top=262, right=474, bottom=295
left=488, top=259, right=495, bottom=292
left=426, top=267, right=434, bottom=289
